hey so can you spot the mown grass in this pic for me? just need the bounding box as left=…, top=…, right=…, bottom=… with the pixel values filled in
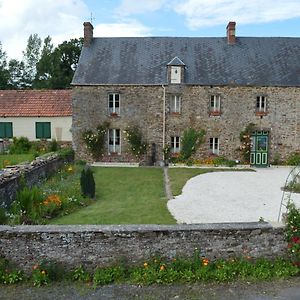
left=51, top=167, right=176, bottom=225
left=0, top=154, right=35, bottom=169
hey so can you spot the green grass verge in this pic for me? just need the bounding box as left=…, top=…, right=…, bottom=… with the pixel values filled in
left=169, top=168, right=254, bottom=196
left=51, top=167, right=176, bottom=225
left=0, top=154, right=35, bottom=169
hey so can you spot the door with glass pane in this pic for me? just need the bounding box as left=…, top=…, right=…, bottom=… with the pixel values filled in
left=250, top=131, right=269, bottom=167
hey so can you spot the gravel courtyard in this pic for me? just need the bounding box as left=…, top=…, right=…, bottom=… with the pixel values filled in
left=167, top=167, right=300, bottom=224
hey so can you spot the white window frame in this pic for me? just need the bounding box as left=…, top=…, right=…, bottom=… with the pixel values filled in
left=209, top=137, right=219, bottom=155
left=171, top=136, right=180, bottom=153
left=108, top=128, right=121, bottom=154
left=256, top=96, right=267, bottom=112
left=210, top=95, right=221, bottom=112
left=170, top=66, right=181, bottom=84
left=108, top=93, right=120, bottom=115
left=170, top=95, right=181, bottom=113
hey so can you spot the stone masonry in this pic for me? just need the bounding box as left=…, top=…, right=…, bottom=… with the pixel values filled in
left=72, top=85, right=300, bottom=163
left=0, top=223, right=287, bottom=273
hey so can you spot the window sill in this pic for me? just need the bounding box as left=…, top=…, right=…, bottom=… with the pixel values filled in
left=255, top=111, right=268, bottom=116
left=209, top=111, right=221, bottom=116
left=110, top=113, right=119, bottom=117
left=170, top=112, right=181, bottom=116
left=109, top=152, right=120, bottom=156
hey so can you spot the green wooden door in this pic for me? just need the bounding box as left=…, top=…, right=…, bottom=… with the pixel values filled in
left=250, top=131, right=269, bottom=167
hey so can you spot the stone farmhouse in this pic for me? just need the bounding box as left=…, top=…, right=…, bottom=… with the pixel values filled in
left=0, top=90, right=72, bottom=142
left=72, top=21, right=300, bottom=166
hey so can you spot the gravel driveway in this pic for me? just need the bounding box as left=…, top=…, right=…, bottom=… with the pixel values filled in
left=167, top=167, right=300, bottom=224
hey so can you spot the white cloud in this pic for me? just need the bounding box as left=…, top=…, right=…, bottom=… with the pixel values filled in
left=116, top=0, right=167, bottom=16
left=0, top=0, right=88, bottom=59
left=174, top=0, right=300, bottom=29
left=94, top=20, right=152, bottom=37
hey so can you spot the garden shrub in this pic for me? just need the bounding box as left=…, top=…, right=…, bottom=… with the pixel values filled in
left=181, top=128, right=205, bottom=160
left=213, top=156, right=237, bottom=167
left=82, top=122, right=109, bottom=159
left=10, top=186, right=43, bottom=224
left=124, top=125, right=148, bottom=158
left=9, top=137, right=32, bottom=154
left=0, top=207, right=7, bottom=224
left=80, top=167, right=95, bottom=198
left=57, top=147, right=75, bottom=161
left=286, top=152, right=300, bottom=166
left=239, top=123, right=255, bottom=163
left=47, top=139, right=59, bottom=152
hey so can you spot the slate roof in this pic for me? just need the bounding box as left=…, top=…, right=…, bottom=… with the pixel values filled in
left=72, top=36, right=300, bottom=86
left=0, top=90, right=72, bottom=117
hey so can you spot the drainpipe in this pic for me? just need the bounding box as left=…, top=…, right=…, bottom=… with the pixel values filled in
left=162, top=85, right=166, bottom=161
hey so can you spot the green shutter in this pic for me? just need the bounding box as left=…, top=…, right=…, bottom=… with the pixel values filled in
left=36, top=122, right=43, bottom=138
left=0, top=122, right=12, bottom=138
left=6, top=123, right=13, bottom=138
left=0, top=123, right=4, bottom=138
left=44, top=122, right=51, bottom=139
left=36, top=122, right=51, bottom=139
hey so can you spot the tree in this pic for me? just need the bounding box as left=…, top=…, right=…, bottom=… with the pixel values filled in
left=49, top=38, right=83, bottom=88
left=22, top=34, right=42, bottom=87
left=8, top=59, right=26, bottom=89
left=0, top=42, right=10, bottom=89
left=33, top=36, right=54, bottom=89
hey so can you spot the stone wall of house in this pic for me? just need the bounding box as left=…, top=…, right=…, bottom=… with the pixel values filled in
left=72, top=85, right=300, bottom=163
left=0, top=223, right=286, bottom=272
left=0, top=154, right=73, bottom=208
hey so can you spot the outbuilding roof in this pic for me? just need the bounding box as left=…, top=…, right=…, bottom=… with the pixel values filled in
left=0, top=90, right=71, bottom=117
left=72, top=36, right=300, bottom=86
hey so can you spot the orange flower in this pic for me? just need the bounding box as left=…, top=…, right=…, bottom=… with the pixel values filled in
left=43, top=194, right=61, bottom=207
left=160, top=265, right=165, bottom=271
left=202, top=258, right=209, bottom=266
left=32, top=264, right=39, bottom=270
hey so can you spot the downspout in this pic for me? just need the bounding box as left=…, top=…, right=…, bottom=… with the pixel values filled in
left=162, top=84, right=166, bottom=161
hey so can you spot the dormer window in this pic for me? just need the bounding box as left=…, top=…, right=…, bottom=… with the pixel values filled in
left=167, top=57, right=185, bottom=84
left=171, top=66, right=181, bottom=84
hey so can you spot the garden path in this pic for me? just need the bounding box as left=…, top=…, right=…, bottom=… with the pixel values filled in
left=167, top=167, right=300, bottom=224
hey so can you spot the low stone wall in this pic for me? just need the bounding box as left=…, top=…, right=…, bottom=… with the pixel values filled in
left=0, top=153, right=73, bottom=208
left=0, top=223, right=286, bottom=272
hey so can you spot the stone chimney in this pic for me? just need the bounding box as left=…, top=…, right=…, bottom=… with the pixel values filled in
left=83, top=22, right=94, bottom=47
left=226, top=21, right=236, bottom=44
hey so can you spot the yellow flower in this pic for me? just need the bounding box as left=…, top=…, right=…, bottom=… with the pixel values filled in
left=143, top=262, right=148, bottom=268
left=41, top=270, right=46, bottom=275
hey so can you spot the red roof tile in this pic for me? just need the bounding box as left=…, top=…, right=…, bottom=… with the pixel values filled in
left=0, top=90, right=72, bottom=117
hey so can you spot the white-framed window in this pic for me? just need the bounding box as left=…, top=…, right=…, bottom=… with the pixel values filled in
left=256, top=96, right=267, bottom=112
left=170, top=66, right=181, bottom=84
left=171, top=136, right=180, bottom=153
left=210, top=95, right=221, bottom=112
left=108, top=93, right=120, bottom=115
left=209, top=137, right=219, bottom=155
left=108, top=129, right=121, bottom=154
left=170, top=95, right=181, bottom=113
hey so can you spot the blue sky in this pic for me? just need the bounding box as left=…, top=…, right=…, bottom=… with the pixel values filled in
left=1, top=0, right=300, bottom=59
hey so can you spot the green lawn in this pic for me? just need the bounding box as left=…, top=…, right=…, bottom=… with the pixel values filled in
left=51, top=167, right=176, bottom=225
left=0, top=154, right=35, bottom=169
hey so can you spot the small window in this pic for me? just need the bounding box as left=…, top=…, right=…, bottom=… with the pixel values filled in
left=108, top=129, right=121, bottom=154
left=0, top=122, right=13, bottom=138
left=256, top=96, right=267, bottom=113
left=171, top=136, right=180, bottom=153
left=170, top=95, right=181, bottom=113
left=209, top=137, right=219, bottom=155
left=170, top=66, right=181, bottom=84
left=36, top=122, right=51, bottom=139
left=108, top=93, right=120, bottom=115
left=210, top=95, right=221, bottom=114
